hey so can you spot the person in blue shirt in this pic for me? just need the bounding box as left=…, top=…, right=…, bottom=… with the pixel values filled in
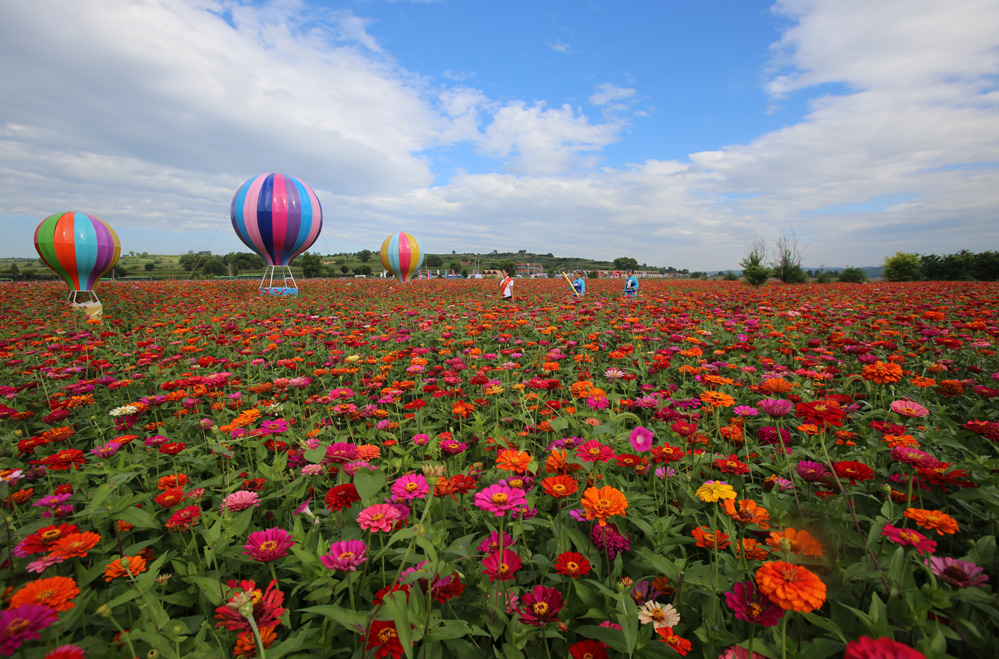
left=623, top=270, right=639, bottom=297
left=571, top=270, right=586, bottom=297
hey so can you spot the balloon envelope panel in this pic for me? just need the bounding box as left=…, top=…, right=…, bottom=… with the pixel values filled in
left=380, top=232, right=424, bottom=283
left=33, top=212, right=121, bottom=291
left=230, top=173, right=323, bottom=266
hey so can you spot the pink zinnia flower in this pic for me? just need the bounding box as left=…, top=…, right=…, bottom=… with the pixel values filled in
left=320, top=539, right=369, bottom=571
left=723, top=580, right=784, bottom=627
left=719, top=647, right=768, bottom=659
left=391, top=474, right=429, bottom=502
left=890, top=400, right=930, bottom=418
left=925, top=556, right=990, bottom=587
left=629, top=426, right=655, bottom=452
left=0, top=605, right=59, bottom=656
left=576, top=440, right=616, bottom=463
left=221, top=490, right=260, bottom=513
left=889, top=447, right=938, bottom=469
left=357, top=503, right=400, bottom=532
left=473, top=484, right=527, bottom=517
left=757, top=398, right=794, bottom=417
left=518, top=585, right=564, bottom=626
left=881, top=523, right=937, bottom=555
left=242, top=528, right=295, bottom=562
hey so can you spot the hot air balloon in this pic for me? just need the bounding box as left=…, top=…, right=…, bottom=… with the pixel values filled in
left=34, top=212, right=121, bottom=305
left=380, top=232, right=424, bottom=283
left=230, top=173, right=323, bottom=295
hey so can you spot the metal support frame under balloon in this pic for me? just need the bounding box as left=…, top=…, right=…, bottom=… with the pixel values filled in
left=68, top=290, right=102, bottom=305
left=260, top=266, right=299, bottom=296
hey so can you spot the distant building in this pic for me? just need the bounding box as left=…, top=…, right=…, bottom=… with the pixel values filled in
left=516, top=262, right=544, bottom=277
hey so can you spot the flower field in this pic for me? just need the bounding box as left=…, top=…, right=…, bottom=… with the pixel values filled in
left=1, top=278, right=997, bottom=659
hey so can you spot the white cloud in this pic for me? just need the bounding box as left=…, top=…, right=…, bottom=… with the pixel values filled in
left=589, top=83, right=636, bottom=107
left=477, top=102, right=622, bottom=175
left=547, top=39, right=571, bottom=54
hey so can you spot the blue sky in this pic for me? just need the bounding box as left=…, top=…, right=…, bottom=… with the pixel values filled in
left=1, top=0, right=997, bottom=270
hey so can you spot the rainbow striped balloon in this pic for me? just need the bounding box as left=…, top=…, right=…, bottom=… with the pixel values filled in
left=380, top=232, right=424, bottom=283
left=34, top=212, right=121, bottom=292
left=230, top=173, right=323, bottom=266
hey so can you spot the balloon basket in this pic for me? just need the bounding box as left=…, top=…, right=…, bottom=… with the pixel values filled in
left=260, top=266, right=298, bottom=296
left=68, top=291, right=103, bottom=319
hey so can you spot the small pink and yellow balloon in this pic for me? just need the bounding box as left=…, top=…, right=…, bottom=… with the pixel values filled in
left=33, top=211, right=121, bottom=298
left=380, top=232, right=424, bottom=283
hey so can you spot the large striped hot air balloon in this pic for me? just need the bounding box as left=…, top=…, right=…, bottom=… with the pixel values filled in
left=380, top=232, right=424, bottom=283
left=231, top=173, right=323, bottom=293
left=230, top=173, right=323, bottom=266
left=34, top=211, right=121, bottom=303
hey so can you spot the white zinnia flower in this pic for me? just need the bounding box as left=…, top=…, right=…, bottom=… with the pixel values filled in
left=637, top=601, right=680, bottom=629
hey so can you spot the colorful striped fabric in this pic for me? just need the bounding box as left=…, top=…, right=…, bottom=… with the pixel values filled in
left=230, top=173, right=323, bottom=266
left=34, top=212, right=121, bottom=292
left=380, top=232, right=424, bottom=283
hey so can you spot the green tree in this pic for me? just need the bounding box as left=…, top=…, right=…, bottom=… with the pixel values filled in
left=144, top=262, right=155, bottom=272
left=299, top=253, right=325, bottom=278
left=613, top=256, right=639, bottom=270
left=770, top=231, right=807, bottom=284
left=740, top=237, right=771, bottom=286
left=178, top=253, right=201, bottom=271
left=340, top=265, right=350, bottom=275
left=357, top=265, right=372, bottom=276
left=722, top=270, right=739, bottom=281
left=448, top=261, right=462, bottom=274
left=497, top=260, right=517, bottom=276
left=201, top=257, right=225, bottom=276
left=358, top=249, right=372, bottom=263
left=838, top=266, right=867, bottom=283
left=882, top=252, right=921, bottom=281
left=425, top=255, right=444, bottom=268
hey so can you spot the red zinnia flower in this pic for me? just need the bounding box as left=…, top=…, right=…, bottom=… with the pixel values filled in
left=324, top=483, right=360, bottom=512
left=656, top=627, right=692, bottom=656
left=569, top=639, right=609, bottom=659
left=795, top=399, right=846, bottom=428
left=363, top=620, right=407, bottom=659
left=553, top=551, right=591, bottom=578
left=517, top=585, right=564, bottom=626
left=32, top=449, right=86, bottom=471
left=833, top=461, right=875, bottom=485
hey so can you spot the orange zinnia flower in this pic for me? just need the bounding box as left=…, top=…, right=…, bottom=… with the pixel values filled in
left=861, top=361, right=903, bottom=384
left=496, top=449, right=532, bottom=474
left=699, top=391, right=735, bottom=408
left=755, top=561, right=827, bottom=612
left=580, top=486, right=628, bottom=526
left=9, top=576, right=80, bottom=611
left=904, top=508, right=959, bottom=535
left=545, top=450, right=582, bottom=475
left=541, top=474, right=579, bottom=499
left=722, top=499, right=771, bottom=529
left=766, top=528, right=823, bottom=557
left=759, top=378, right=794, bottom=395
left=104, top=555, right=148, bottom=582
left=50, top=531, right=102, bottom=559
left=691, top=526, right=731, bottom=550
left=736, top=538, right=771, bottom=561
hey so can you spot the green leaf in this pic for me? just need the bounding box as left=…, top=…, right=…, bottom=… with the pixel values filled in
left=382, top=591, right=414, bottom=659
left=354, top=468, right=388, bottom=501
left=300, top=604, right=367, bottom=633
left=116, top=505, right=159, bottom=529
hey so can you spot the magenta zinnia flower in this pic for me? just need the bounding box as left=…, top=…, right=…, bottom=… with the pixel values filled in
left=357, top=503, right=400, bottom=532
left=794, top=460, right=828, bottom=482
left=889, top=447, right=938, bottom=469
left=320, top=539, right=369, bottom=571
left=242, top=528, right=295, bottom=562
left=0, top=604, right=59, bottom=656
left=518, top=585, right=564, bottom=626
left=925, top=556, right=990, bottom=587
left=629, top=426, right=655, bottom=452
left=391, top=473, right=429, bottom=502
left=322, top=442, right=359, bottom=464
left=591, top=522, right=630, bottom=558
left=881, top=523, right=936, bottom=555
left=221, top=490, right=260, bottom=513
left=477, top=531, right=517, bottom=553
left=481, top=548, right=522, bottom=582
left=473, top=484, right=527, bottom=517
left=723, top=580, right=784, bottom=627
